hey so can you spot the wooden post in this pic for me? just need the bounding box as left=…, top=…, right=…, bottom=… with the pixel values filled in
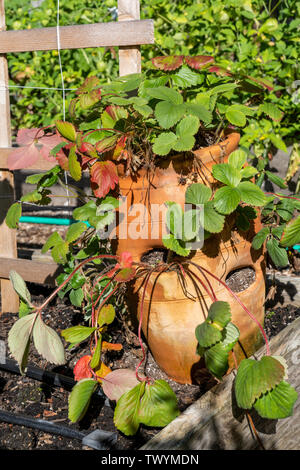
left=118, top=0, right=141, bottom=75
left=0, top=0, right=19, bottom=314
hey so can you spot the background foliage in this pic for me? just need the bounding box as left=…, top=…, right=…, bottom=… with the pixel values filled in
left=5, top=0, right=300, bottom=149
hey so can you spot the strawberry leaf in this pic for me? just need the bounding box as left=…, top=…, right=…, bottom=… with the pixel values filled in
left=73, top=355, right=93, bottom=381
left=90, top=161, right=119, bottom=198
left=185, top=55, right=214, bottom=69
left=151, top=55, right=184, bottom=71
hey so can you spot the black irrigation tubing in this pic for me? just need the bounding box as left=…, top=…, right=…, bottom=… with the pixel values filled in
left=0, top=409, right=118, bottom=450
left=0, top=357, right=106, bottom=400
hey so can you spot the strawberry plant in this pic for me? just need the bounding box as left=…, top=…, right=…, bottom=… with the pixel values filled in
left=4, top=56, right=299, bottom=441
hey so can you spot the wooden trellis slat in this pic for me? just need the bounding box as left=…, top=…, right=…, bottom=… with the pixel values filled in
left=0, top=0, right=19, bottom=313
left=0, top=0, right=154, bottom=314
left=0, top=257, right=60, bottom=286
left=0, top=19, right=154, bottom=54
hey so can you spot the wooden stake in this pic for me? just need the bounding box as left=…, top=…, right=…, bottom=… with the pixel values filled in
left=118, top=0, right=142, bottom=76
left=0, top=0, right=19, bottom=314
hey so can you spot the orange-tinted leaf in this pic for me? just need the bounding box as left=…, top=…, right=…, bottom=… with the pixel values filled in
left=95, top=362, right=112, bottom=383
left=97, top=304, right=116, bottom=328
left=73, top=355, right=92, bottom=381
left=151, top=55, right=184, bottom=71
left=76, top=76, right=100, bottom=95
left=115, top=267, right=136, bottom=282
left=102, top=341, right=123, bottom=352
left=90, top=161, right=119, bottom=198
left=185, top=55, right=214, bottom=69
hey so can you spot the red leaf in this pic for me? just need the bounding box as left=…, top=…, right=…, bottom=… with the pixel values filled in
left=117, top=251, right=133, bottom=269
left=39, top=134, right=65, bottom=161
left=16, top=128, right=41, bottom=146
left=185, top=55, right=214, bottom=69
left=56, top=151, right=69, bottom=171
left=151, top=55, right=184, bottom=71
left=208, top=65, right=232, bottom=77
left=7, top=143, right=41, bottom=170
left=90, top=161, right=119, bottom=198
left=101, top=369, right=141, bottom=401
left=73, top=355, right=92, bottom=381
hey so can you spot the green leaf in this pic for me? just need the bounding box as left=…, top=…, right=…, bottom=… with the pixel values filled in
left=56, top=120, right=76, bottom=142
left=226, top=106, right=246, bottom=127
left=155, top=101, right=186, bottom=129
left=32, top=314, right=65, bottom=365
left=240, top=166, right=258, bottom=179
left=172, top=134, right=195, bottom=152
left=73, top=201, right=97, bottom=222
left=21, top=190, right=42, bottom=203
left=69, top=288, right=84, bottom=307
left=237, top=181, right=266, bottom=206
left=176, top=115, right=200, bottom=136
left=68, top=146, right=82, bottom=182
left=6, top=202, right=22, bottom=229
left=68, top=379, right=97, bottom=423
left=51, top=241, right=69, bottom=264
left=204, top=343, right=229, bottom=379
left=133, top=103, right=152, bottom=117
left=162, top=234, right=190, bottom=257
left=269, top=134, right=287, bottom=153
left=212, top=163, right=241, bottom=187
left=195, top=322, right=222, bottom=348
left=9, top=270, right=31, bottom=305
left=252, top=227, right=269, bottom=250
left=114, top=382, right=145, bottom=436
left=165, top=202, right=183, bottom=235
left=89, top=336, right=102, bottom=370
left=214, top=186, right=241, bottom=214
left=146, top=86, right=183, bottom=104
left=61, top=325, right=96, bottom=345
left=172, top=65, right=200, bottom=88
left=280, top=217, right=300, bottom=247
left=228, top=149, right=248, bottom=169
left=267, top=238, right=289, bottom=267
left=184, top=103, right=212, bottom=124
left=259, top=103, right=283, bottom=122
left=8, top=313, right=36, bottom=374
left=138, top=380, right=180, bottom=427
left=203, top=201, right=225, bottom=233
left=152, top=132, right=177, bottom=156
left=66, top=222, right=87, bottom=243
left=221, top=322, right=240, bottom=352
left=254, top=381, right=298, bottom=419
left=235, top=357, right=285, bottom=409
left=19, top=299, right=33, bottom=318
left=207, top=301, right=231, bottom=328
left=185, top=183, right=212, bottom=205
left=97, top=304, right=116, bottom=328
left=41, top=232, right=63, bottom=253
left=265, top=171, right=287, bottom=189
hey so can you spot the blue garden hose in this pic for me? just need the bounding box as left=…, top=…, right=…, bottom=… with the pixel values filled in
left=20, top=216, right=90, bottom=227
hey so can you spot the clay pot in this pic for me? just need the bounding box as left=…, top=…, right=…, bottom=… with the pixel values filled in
left=113, top=132, right=266, bottom=384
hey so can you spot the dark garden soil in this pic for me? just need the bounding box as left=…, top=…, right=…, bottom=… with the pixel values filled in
left=0, top=222, right=299, bottom=450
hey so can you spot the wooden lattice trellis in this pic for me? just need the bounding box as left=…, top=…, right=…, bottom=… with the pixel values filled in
left=0, top=0, right=154, bottom=313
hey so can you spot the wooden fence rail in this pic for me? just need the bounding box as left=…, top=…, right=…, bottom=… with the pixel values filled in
left=0, top=0, right=154, bottom=314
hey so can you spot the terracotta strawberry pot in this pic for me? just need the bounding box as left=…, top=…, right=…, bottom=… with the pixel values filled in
left=113, top=132, right=266, bottom=384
